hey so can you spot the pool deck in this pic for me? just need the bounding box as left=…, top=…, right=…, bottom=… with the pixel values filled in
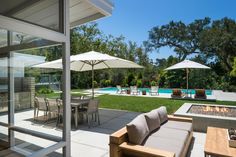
left=84, top=88, right=236, bottom=102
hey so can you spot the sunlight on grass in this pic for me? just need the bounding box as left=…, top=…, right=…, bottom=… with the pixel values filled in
left=97, top=95, right=236, bottom=114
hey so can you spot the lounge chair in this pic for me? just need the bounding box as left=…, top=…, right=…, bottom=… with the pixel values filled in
left=130, top=86, right=140, bottom=95
left=194, top=89, right=207, bottom=99
left=171, top=89, right=183, bottom=98
left=150, top=86, right=159, bottom=96
left=116, top=85, right=126, bottom=94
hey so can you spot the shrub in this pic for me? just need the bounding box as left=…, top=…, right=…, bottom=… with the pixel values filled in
left=100, top=79, right=106, bottom=87
left=105, top=79, right=111, bottom=87
left=150, top=81, right=157, bottom=86
left=37, top=86, right=53, bottom=94
left=130, top=79, right=137, bottom=86
left=136, top=79, right=142, bottom=88
left=93, top=80, right=98, bottom=88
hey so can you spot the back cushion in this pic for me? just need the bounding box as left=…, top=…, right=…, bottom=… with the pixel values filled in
left=156, top=106, right=168, bottom=124
left=126, top=114, right=149, bottom=145
left=144, top=110, right=160, bottom=132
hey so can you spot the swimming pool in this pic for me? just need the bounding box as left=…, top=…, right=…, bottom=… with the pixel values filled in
left=97, top=87, right=212, bottom=95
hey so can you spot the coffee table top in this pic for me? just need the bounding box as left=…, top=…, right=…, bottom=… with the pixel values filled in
left=205, top=127, right=236, bottom=157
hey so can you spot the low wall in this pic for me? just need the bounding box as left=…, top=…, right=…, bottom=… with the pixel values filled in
left=0, top=77, right=35, bottom=112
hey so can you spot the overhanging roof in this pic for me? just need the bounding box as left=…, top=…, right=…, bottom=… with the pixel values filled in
left=0, top=0, right=113, bottom=29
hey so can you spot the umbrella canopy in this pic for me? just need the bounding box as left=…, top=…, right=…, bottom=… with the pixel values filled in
left=165, top=60, right=210, bottom=96
left=165, top=60, right=210, bottom=70
left=33, top=51, right=143, bottom=97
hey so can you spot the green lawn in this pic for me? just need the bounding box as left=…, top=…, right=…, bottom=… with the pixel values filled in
left=97, top=95, right=236, bottom=114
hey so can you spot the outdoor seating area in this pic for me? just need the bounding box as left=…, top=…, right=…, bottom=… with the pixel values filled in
left=1, top=104, right=233, bottom=157
left=34, top=96, right=100, bottom=128
left=0, top=0, right=236, bottom=157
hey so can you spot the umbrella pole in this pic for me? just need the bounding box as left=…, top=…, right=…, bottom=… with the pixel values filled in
left=92, top=64, right=94, bottom=99
left=186, top=68, right=189, bottom=97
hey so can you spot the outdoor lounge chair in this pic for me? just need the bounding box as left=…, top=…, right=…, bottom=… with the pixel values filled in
left=130, top=86, right=140, bottom=95
left=150, top=86, right=159, bottom=96
left=116, top=85, right=126, bottom=94
left=194, top=89, right=207, bottom=99
left=171, top=89, right=183, bottom=98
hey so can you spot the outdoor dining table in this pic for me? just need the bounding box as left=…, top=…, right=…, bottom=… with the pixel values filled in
left=71, top=98, right=90, bottom=128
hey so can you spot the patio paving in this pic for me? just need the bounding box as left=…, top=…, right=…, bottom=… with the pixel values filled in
left=0, top=108, right=206, bottom=157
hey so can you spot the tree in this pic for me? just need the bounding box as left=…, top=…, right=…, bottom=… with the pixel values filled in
left=200, top=17, right=236, bottom=72
left=145, top=17, right=210, bottom=60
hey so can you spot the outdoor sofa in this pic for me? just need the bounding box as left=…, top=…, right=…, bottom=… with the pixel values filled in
left=110, top=106, right=193, bottom=157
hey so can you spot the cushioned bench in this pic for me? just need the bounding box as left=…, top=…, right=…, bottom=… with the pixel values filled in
left=110, top=106, right=193, bottom=157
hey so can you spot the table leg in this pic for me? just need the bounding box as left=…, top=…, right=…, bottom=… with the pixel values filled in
left=74, top=107, right=78, bottom=129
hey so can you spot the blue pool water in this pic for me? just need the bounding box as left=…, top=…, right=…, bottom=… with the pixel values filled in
left=98, top=87, right=212, bottom=95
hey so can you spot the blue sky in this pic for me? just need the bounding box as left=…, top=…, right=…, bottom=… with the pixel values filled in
left=97, top=0, right=236, bottom=60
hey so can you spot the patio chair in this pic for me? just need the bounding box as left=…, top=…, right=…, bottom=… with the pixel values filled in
left=45, top=98, right=59, bottom=121
left=194, top=89, right=207, bottom=99
left=78, top=99, right=100, bottom=128
left=130, top=86, right=140, bottom=95
left=150, top=86, right=159, bottom=96
left=116, top=85, right=126, bottom=94
left=56, top=98, right=63, bottom=126
left=171, top=89, right=183, bottom=98
left=34, top=97, right=48, bottom=120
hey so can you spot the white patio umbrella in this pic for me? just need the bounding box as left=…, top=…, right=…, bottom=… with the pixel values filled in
left=165, top=60, right=210, bottom=95
left=33, top=51, right=143, bottom=97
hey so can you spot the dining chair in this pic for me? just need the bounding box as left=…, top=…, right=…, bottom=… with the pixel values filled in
left=45, top=98, right=58, bottom=121
left=78, top=99, right=100, bottom=128
left=34, top=97, right=48, bottom=120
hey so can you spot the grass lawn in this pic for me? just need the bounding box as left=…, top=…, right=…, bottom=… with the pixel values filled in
left=97, top=95, right=236, bottom=114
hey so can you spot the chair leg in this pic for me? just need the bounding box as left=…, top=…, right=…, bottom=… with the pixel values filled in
left=97, top=112, right=100, bottom=125
left=87, top=114, right=91, bottom=128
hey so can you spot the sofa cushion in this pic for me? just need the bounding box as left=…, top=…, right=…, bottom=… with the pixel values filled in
left=150, top=127, right=189, bottom=145
left=144, top=135, right=185, bottom=157
left=144, top=110, right=160, bottom=132
left=126, top=114, right=149, bottom=145
left=162, top=120, right=192, bottom=133
left=156, top=106, right=168, bottom=124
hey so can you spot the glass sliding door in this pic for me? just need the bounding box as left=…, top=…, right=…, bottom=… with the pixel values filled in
left=0, top=0, right=70, bottom=156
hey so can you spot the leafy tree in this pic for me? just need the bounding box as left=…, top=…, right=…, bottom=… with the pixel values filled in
left=145, top=17, right=210, bottom=60
left=200, top=17, right=236, bottom=72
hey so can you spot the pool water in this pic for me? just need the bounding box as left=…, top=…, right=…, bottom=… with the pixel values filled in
left=98, top=87, right=212, bottom=95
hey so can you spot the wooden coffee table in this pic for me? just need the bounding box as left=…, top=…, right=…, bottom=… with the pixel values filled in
left=204, top=127, right=236, bottom=157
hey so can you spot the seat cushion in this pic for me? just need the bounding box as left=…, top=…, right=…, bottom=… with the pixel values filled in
left=156, top=106, right=168, bottom=124
left=144, top=110, right=160, bottom=132
left=162, top=120, right=192, bottom=133
left=126, top=114, right=149, bottom=145
left=150, top=127, right=189, bottom=145
left=143, top=135, right=185, bottom=157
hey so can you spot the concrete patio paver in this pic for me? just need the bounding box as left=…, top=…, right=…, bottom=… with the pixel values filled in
left=0, top=108, right=208, bottom=157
